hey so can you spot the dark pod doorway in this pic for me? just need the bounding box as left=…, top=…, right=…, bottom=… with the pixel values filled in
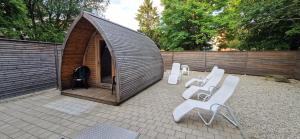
left=100, top=41, right=112, bottom=83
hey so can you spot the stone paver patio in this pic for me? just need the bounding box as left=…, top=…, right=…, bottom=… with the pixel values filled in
left=0, top=71, right=299, bottom=139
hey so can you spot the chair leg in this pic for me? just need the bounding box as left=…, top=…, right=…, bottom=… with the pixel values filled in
left=197, top=111, right=217, bottom=126
left=208, top=104, right=240, bottom=127
left=219, top=106, right=247, bottom=138
left=219, top=107, right=239, bottom=127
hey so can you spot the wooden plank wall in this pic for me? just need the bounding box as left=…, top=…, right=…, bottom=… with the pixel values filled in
left=0, top=37, right=299, bottom=100
left=161, top=51, right=299, bottom=78
left=161, top=51, right=206, bottom=71
left=61, top=18, right=96, bottom=89
left=295, top=51, right=300, bottom=80
left=0, top=38, right=61, bottom=99
left=246, top=51, right=296, bottom=77
left=160, top=51, right=173, bottom=70
left=206, top=52, right=247, bottom=73
left=173, top=51, right=205, bottom=71
left=83, top=34, right=97, bottom=87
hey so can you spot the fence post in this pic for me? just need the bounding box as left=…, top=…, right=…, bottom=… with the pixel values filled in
left=54, top=44, right=59, bottom=89
left=204, top=48, right=207, bottom=72
left=244, top=51, right=249, bottom=75
left=172, top=51, right=174, bottom=64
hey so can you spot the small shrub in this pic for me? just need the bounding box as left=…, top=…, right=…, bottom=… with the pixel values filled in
left=266, top=75, right=290, bottom=83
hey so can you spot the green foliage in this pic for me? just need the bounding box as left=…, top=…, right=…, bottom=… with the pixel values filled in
left=212, top=0, right=240, bottom=43
left=0, top=0, right=28, bottom=39
left=237, top=0, right=300, bottom=50
left=2, top=0, right=300, bottom=50
left=158, top=0, right=299, bottom=51
left=23, top=0, right=109, bottom=42
left=0, top=0, right=109, bottom=42
left=136, top=0, right=160, bottom=47
left=227, top=39, right=241, bottom=49
left=159, top=0, right=222, bottom=51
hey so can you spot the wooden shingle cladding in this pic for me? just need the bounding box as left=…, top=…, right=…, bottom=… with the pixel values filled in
left=60, top=12, right=164, bottom=104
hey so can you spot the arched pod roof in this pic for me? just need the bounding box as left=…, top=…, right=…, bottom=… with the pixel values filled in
left=60, top=12, right=164, bottom=103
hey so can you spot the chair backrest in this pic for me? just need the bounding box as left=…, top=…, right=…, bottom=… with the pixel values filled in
left=181, top=65, right=189, bottom=69
left=73, top=66, right=90, bottom=79
left=202, top=68, right=224, bottom=89
left=208, top=75, right=240, bottom=111
left=206, top=65, right=218, bottom=80
left=170, top=63, right=181, bottom=75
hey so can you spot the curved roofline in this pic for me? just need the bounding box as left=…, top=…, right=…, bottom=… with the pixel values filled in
left=84, top=12, right=161, bottom=51
left=83, top=12, right=164, bottom=75
left=83, top=11, right=146, bottom=36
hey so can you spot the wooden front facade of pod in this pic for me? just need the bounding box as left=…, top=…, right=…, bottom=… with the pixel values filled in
left=59, top=12, right=164, bottom=105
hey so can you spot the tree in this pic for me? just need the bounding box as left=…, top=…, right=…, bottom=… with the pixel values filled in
left=1, top=0, right=109, bottom=42
left=0, top=0, right=28, bottom=39
left=135, top=0, right=160, bottom=46
left=237, top=0, right=300, bottom=50
left=23, top=0, right=110, bottom=42
left=159, top=0, right=221, bottom=51
left=211, top=0, right=241, bottom=50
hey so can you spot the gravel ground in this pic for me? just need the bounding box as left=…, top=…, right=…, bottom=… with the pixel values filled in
left=180, top=71, right=300, bottom=139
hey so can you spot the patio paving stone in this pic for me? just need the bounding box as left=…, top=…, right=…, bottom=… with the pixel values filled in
left=0, top=71, right=299, bottom=138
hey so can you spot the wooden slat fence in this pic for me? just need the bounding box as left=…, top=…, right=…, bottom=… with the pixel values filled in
left=206, top=52, right=247, bottom=74
left=0, top=38, right=299, bottom=99
left=295, top=51, right=300, bottom=80
left=246, top=51, right=296, bottom=77
left=0, top=38, right=61, bottom=99
left=161, top=51, right=299, bottom=79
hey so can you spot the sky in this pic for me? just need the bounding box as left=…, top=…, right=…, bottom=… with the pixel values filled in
left=104, top=0, right=163, bottom=31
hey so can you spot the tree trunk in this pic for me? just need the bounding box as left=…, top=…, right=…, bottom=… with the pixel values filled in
left=26, top=0, right=36, bottom=39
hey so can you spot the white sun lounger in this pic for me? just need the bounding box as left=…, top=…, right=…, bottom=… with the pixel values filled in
left=182, top=68, right=224, bottom=100
left=181, top=65, right=189, bottom=75
left=168, top=63, right=181, bottom=84
left=173, top=75, right=240, bottom=126
left=185, top=66, right=218, bottom=88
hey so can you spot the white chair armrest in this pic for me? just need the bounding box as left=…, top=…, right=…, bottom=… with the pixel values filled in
left=210, top=103, right=223, bottom=112
left=208, top=86, right=217, bottom=95
left=197, top=93, right=211, bottom=101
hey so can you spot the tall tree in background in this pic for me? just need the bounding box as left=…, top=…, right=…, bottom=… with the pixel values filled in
left=135, top=0, right=160, bottom=46
left=237, top=0, right=300, bottom=50
left=0, top=0, right=109, bottom=42
left=0, top=0, right=28, bottom=39
left=211, top=0, right=241, bottom=50
left=23, top=0, right=109, bottom=42
left=159, top=0, right=222, bottom=51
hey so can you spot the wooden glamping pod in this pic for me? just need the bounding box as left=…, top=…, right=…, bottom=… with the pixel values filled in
left=59, top=12, right=164, bottom=105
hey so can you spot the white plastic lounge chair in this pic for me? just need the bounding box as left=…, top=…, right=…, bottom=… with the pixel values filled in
left=185, top=66, right=218, bottom=88
left=182, top=68, right=224, bottom=100
left=168, top=63, right=181, bottom=84
left=181, top=65, right=189, bottom=75
left=173, top=75, right=240, bottom=126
